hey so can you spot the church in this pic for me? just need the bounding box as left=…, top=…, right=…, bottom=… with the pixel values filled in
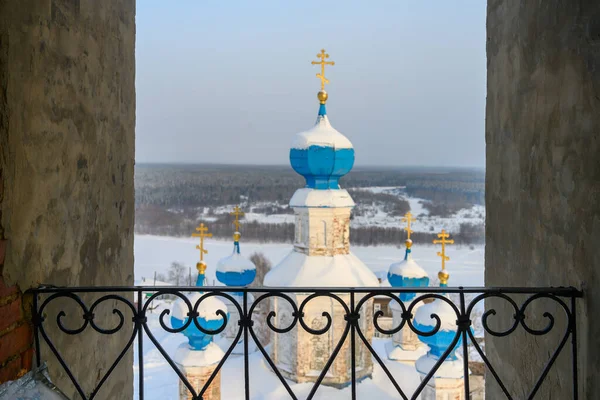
left=263, top=49, right=380, bottom=387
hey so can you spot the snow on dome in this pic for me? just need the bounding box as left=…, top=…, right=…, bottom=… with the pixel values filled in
left=174, top=342, right=224, bottom=367
left=289, top=188, right=355, bottom=208
left=413, top=298, right=458, bottom=332
left=388, top=258, right=428, bottom=279
left=216, top=252, right=256, bottom=273
left=171, top=292, right=228, bottom=322
left=264, top=250, right=379, bottom=287
left=290, top=115, right=353, bottom=150
left=289, top=110, right=355, bottom=190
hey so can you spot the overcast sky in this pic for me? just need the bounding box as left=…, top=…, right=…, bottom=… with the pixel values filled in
left=136, top=1, right=486, bottom=168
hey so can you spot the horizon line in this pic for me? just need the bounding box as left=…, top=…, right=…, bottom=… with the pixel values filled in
left=135, top=161, right=486, bottom=171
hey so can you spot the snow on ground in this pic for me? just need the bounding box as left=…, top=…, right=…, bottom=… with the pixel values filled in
left=192, top=186, right=484, bottom=236
left=135, top=235, right=484, bottom=287
left=134, top=308, right=421, bottom=400
left=349, top=186, right=485, bottom=233
left=133, top=234, right=484, bottom=399
left=243, top=212, right=295, bottom=224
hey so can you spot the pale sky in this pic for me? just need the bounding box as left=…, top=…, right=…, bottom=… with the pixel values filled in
left=136, top=1, right=486, bottom=167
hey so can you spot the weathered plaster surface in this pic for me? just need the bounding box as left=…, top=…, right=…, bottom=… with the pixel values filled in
left=486, top=1, right=599, bottom=398
left=271, top=295, right=373, bottom=387
left=0, top=1, right=135, bottom=398
left=294, top=207, right=351, bottom=256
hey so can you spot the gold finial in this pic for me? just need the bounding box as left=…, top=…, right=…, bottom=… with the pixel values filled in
left=192, top=223, right=212, bottom=262
left=433, top=229, right=454, bottom=284
left=197, top=261, right=207, bottom=275
left=402, top=212, right=416, bottom=241
left=230, top=206, right=245, bottom=241
left=311, top=49, right=335, bottom=102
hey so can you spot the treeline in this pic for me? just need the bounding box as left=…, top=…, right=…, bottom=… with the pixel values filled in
left=348, top=190, right=411, bottom=217
left=135, top=164, right=484, bottom=209
left=135, top=205, right=484, bottom=246
left=135, top=205, right=295, bottom=242
left=405, top=176, right=485, bottom=205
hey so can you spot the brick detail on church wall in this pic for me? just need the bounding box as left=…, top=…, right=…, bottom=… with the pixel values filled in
left=0, top=270, right=34, bottom=384
left=0, top=138, right=33, bottom=384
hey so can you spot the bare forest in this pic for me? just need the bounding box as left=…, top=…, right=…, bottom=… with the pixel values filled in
left=135, top=164, right=485, bottom=246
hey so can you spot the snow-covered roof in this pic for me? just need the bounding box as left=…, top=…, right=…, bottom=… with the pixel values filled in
left=290, top=115, right=353, bottom=150
left=413, top=297, right=458, bottom=331
left=171, top=293, right=228, bottom=322
left=388, top=258, right=428, bottom=279
left=174, top=342, right=224, bottom=367
left=264, top=250, right=379, bottom=287
left=290, top=188, right=355, bottom=208
left=216, top=252, right=256, bottom=273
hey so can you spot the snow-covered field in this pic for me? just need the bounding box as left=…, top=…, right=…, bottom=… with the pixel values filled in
left=191, top=186, right=485, bottom=235
left=134, top=235, right=484, bottom=287
left=349, top=187, right=485, bottom=233
left=133, top=233, right=484, bottom=399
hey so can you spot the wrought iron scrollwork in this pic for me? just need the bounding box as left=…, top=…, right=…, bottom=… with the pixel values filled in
left=28, top=285, right=582, bottom=400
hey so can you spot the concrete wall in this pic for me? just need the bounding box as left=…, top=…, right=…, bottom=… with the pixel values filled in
left=0, top=1, right=135, bottom=398
left=486, top=1, right=599, bottom=398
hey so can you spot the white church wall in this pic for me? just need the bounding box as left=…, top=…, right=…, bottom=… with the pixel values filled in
left=293, top=207, right=351, bottom=256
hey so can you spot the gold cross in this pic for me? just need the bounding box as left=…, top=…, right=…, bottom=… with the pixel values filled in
left=230, top=206, right=245, bottom=232
left=433, top=229, right=454, bottom=272
left=311, top=49, right=335, bottom=91
left=402, top=212, right=416, bottom=240
left=192, top=223, right=212, bottom=262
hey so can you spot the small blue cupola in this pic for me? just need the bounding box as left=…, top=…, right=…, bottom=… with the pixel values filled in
left=170, top=261, right=229, bottom=351
left=413, top=232, right=471, bottom=367
left=413, top=297, right=463, bottom=361
left=387, top=239, right=430, bottom=302
left=216, top=206, right=256, bottom=287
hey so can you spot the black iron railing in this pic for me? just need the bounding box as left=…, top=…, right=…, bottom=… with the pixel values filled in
left=28, top=286, right=582, bottom=400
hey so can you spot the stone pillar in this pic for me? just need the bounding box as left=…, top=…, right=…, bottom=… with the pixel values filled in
left=0, top=1, right=135, bottom=396
left=174, top=343, right=223, bottom=400
left=486, top=1, right=599, bottom=398
left=385, top=301, right=427, bottom=365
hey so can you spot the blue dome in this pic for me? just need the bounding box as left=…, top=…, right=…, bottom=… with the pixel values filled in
left=216, top=243, right=256, bottom=287
left=387, top=247, right=429, bottom=301
left=413, top=299, right=464, bottom=360
left=171, top=314, right=225, bottom=350
left=170, top=293, right=229, bottom=351
left=216, top=270, right=256, bottom=286
left=289, top=104, right=355, bottom=190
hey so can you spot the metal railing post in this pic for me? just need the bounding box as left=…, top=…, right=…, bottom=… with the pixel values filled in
left=571, top=295, right=579, bottom=400
left=459, top=288, right=470, bottom=399
left=137, top=289, right=144, bottom=400
left=350, top=290, right=356, bottom=400
left=243, top=289, right=250, bottom=400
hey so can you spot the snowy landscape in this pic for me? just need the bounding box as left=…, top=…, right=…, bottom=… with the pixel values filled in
left=134, top=235, right=484, bottom=288
left=133, top=166, right=486, bottom=399
left=132, top=232, right=484, bottom=399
